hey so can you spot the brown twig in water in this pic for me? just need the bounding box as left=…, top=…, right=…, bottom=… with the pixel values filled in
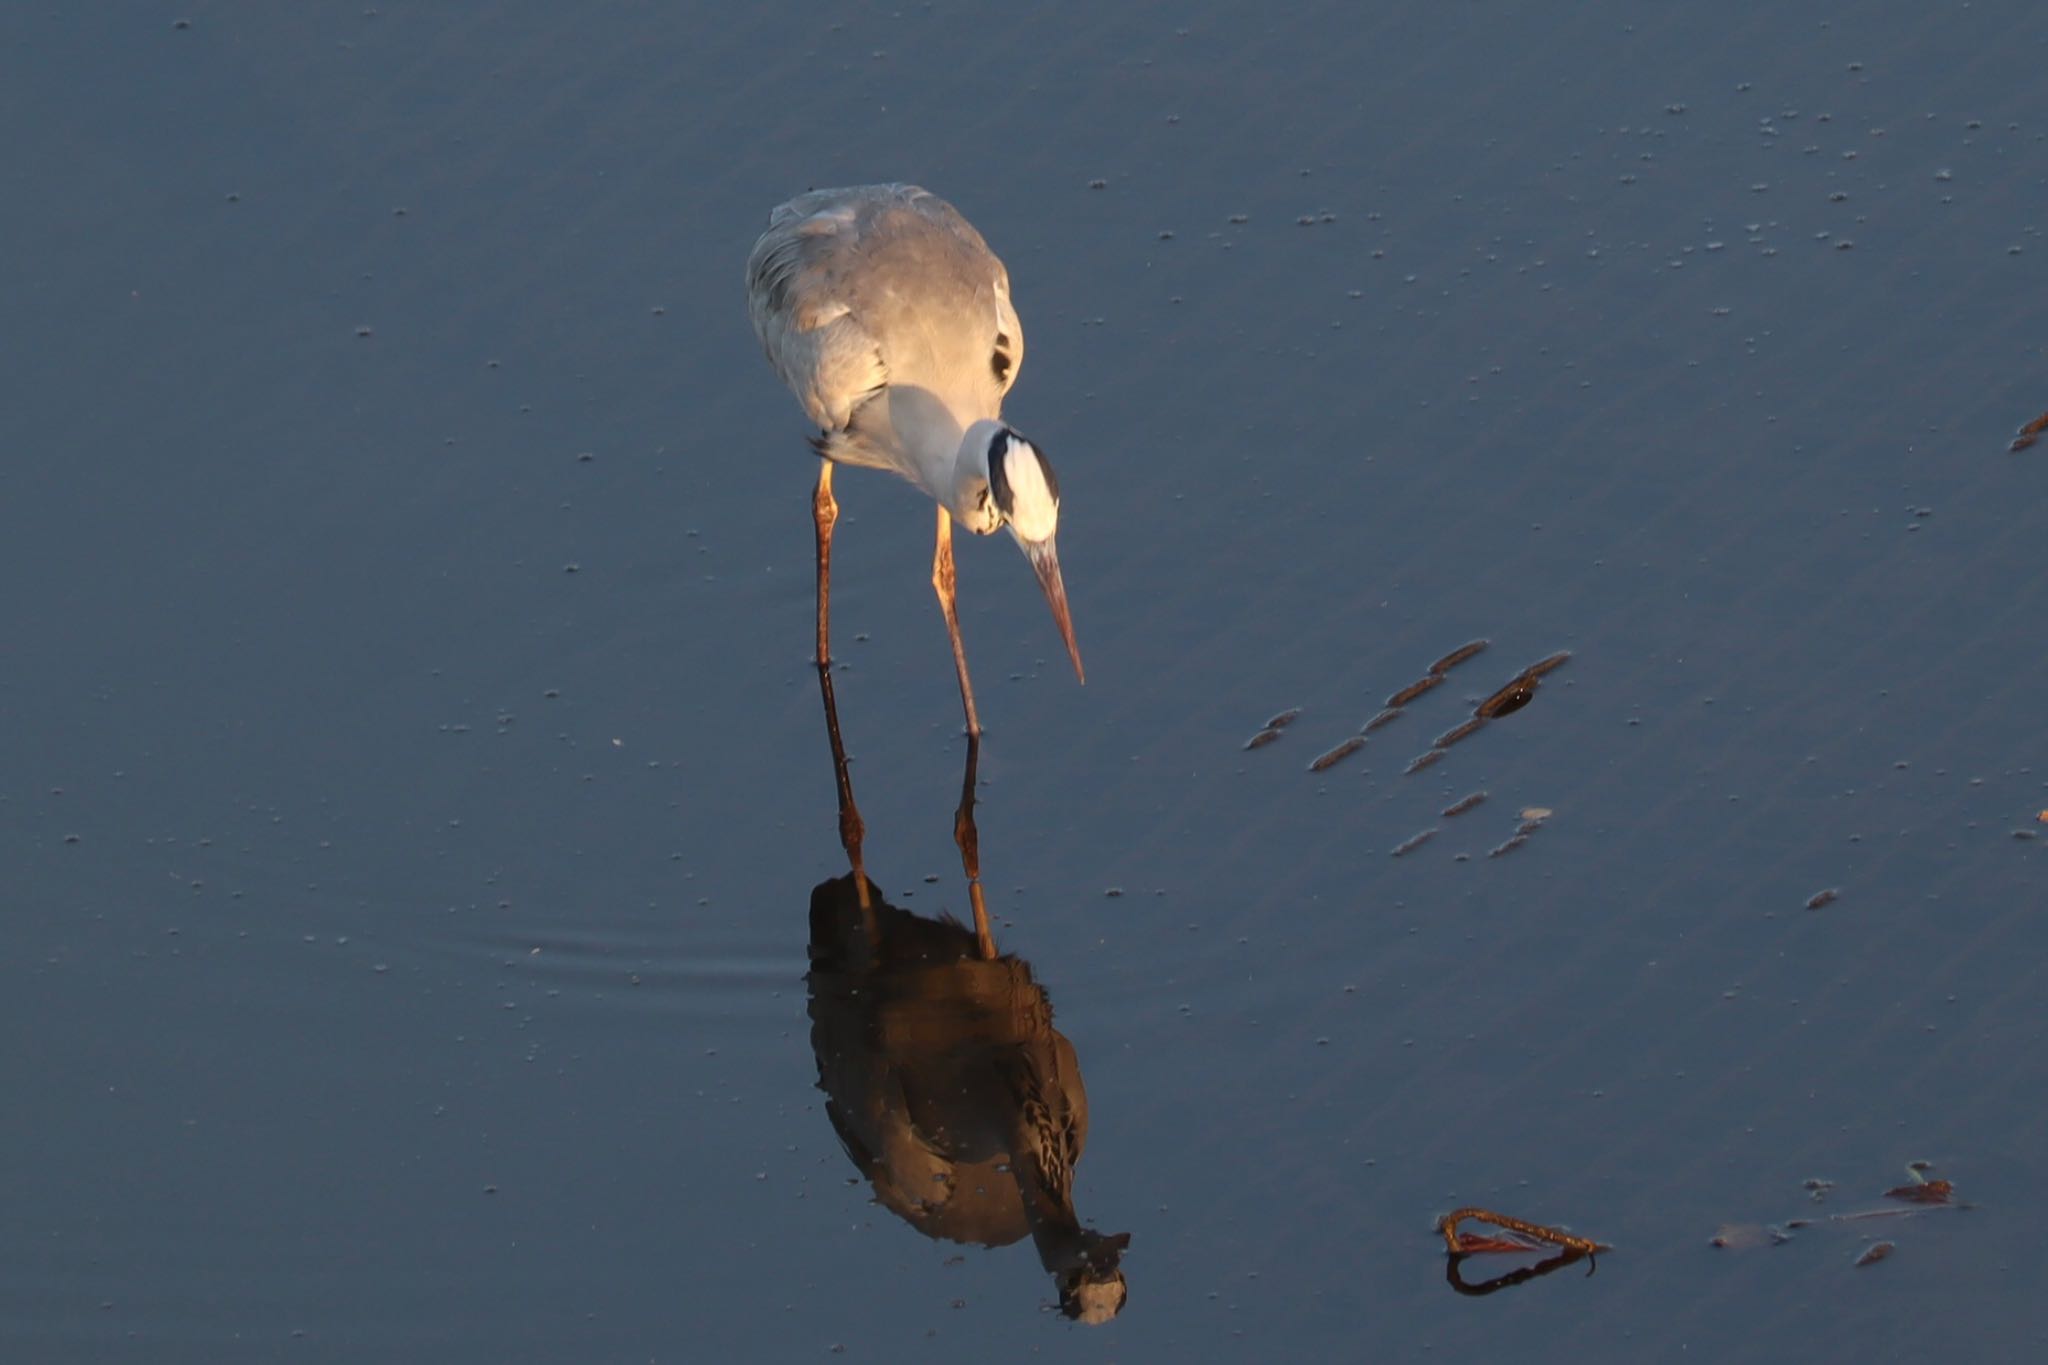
left=1488, top=833, right=1530, bottom=858
left=1308, top=735, right=1366, bottom=772
left=1390, top=827, right=1438, bottom=857
left=1430, top=639, right=1490, bottom=674
left=1244, top=707, right=1302, bottom=750
left=1404, top=748, right=1445, bottom=775
left=1385, top=640, right=1488, bottom=710
left=1437, top=1207, right=1609, bottom=1257
left=1386, top=675, right=1444, bottom=708
left=1432, top=717, right=1487, bottom=750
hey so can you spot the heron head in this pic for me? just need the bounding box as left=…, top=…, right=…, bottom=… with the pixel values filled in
left=973, top=423, right=1083, bottom=684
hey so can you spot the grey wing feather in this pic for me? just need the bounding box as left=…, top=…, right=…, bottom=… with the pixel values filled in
left=747, top=184, right=1024, bottom=439
left=746, top=191, right=891, bottom=431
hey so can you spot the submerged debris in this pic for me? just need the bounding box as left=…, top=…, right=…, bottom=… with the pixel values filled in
left=1244, top=707, right=1302, bottom=750
left=1716, top=1164, right=1965, bottom=1266
left=1475, top=679, right=1535, bottom=719
left=1404, top=748, right=1445, bottom=775
left=1383, top=639, right=1488, bottom=711
left=1433, top=717, right=1487, bottom=749
left=1386, top=675, right=1445, bottom=708
left=1488, top=833, right=1530, bottom=859
left=1883, top=1177, right=1954, bottom=1205
left=1391, top=827, right=1438, bottom=858
left=1430, top=639, right=1490, bottom=675
left=2011, top=409, right=2048, bottom=452
left=1711, top=1223, right=1796, bottom=1250
left=1477, top=652, right=1572, bottom=719
left=1404, top=651, right=1573, bottom=774
left=1308, top=735, right=1366, bottom=772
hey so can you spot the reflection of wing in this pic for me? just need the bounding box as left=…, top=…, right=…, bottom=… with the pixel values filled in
left=821, top=1084, right=1011, bottom=1245
left=806, top=875, right=1078, bottom=1248
left=1000, top=1036, right=1088, bottom=1208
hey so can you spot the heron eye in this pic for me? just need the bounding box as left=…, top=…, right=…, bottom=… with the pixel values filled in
left=991, top=331, right=1012, bottom=383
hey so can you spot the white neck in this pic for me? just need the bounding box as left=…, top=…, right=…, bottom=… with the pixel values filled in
left=949, top=419, right=1006, bottom=529
left=884, top=391, right=998, bottom=525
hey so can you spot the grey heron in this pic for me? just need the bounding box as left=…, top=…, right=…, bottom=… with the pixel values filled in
left=746, top=184, right=1082, bottom=738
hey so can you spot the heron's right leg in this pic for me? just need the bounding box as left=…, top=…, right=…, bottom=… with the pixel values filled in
left=813, top=458, right=867, bottom=905
left=931, top=506, right=984, bottom=740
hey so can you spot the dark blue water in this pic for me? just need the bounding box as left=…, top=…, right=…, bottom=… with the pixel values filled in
left=6, top=4, right=2044, bottom=1360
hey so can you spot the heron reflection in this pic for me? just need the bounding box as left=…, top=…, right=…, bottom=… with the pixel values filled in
left=803, top=688, right=1128, bottom=1322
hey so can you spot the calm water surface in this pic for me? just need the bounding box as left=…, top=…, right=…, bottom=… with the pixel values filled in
left=6, top=4, right=2045, bottom=1361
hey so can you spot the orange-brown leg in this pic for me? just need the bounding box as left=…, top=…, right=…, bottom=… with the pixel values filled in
left=931, top=506, right=983, bottom=740
left=813, top=460, right=868, bottom=907
left=813, top=460, right=837, bottom=672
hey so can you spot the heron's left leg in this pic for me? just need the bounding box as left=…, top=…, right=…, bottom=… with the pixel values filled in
left=931, top=506, right=983, bottom=740
left=813, top=458, right=867, bottom=905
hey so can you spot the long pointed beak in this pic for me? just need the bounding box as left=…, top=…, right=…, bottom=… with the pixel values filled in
left=1024, top=538, right=1084, bottom=683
